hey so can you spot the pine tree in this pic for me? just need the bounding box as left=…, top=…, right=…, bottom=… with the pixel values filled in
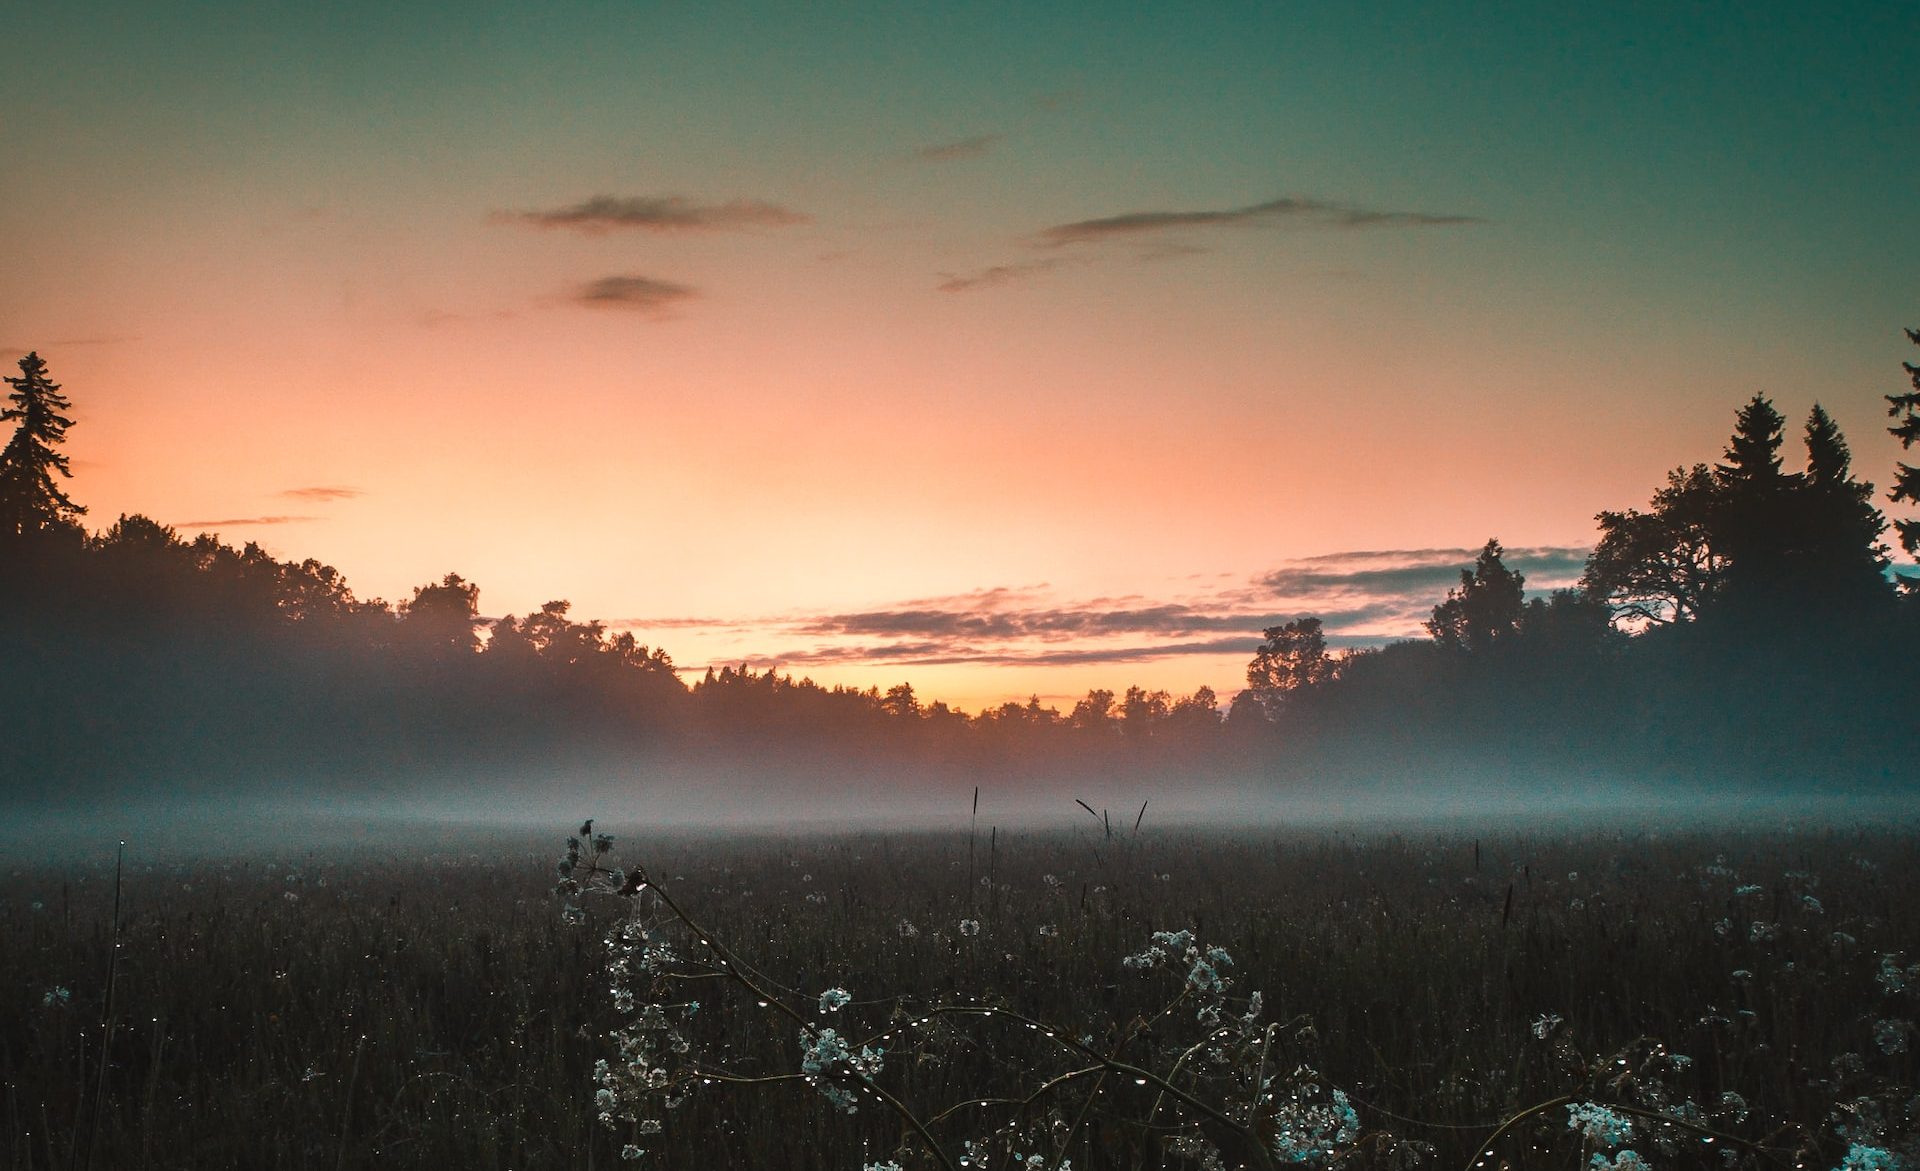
left=1798, top=404, right=1890, bottom=605
left=1712, top=394, right=1799, bottom=611
left=0, top=352, right=86, bottom=539
left=1888, top=327, right=1920, bottom=577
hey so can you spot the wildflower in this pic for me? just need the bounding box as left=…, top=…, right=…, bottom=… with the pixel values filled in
left=1748, top=920, right=1778, bottom=943
left=896, top=919, right=919, bottom=938
left=1731, top=969, right=1753, bottom=981
left=1872, top=1018, right=1910, bottom=1055
left=865, top=1163, right=906, bottom=1171
left=1186, top=957, right=1226, bottom=994
left=1590, top=1153, right=1650, bottom=1171
left=1802, top=894, right=1824, bottom=914
left=799, top=1027, right=882, bottom=1114
left=1712, top=1090, right=1747, bottom=1122
left=1565, top=1102, right=1633, bottom=1147
left=637, top=1119, right=662, bottom=1134
left=1875, top=954, right=1909, bottom=994
left=1837, top=1145, right=1901, bottom=1171
left=1268, top=1086, right=1360, bottom=1164
left=1713, top=918, right=1733, bottom=937
left=621, top=1144, right=644, bottom=1161
left=818, top=987, right=851, bottom=1013
left=41, top=986, right=70, bottom=1008
left=1531, top=1013, right=1563, bottom=1040
left=1151, top=929, right=1196, bottom=953
left=1037, top=924, right=1057, bottom=937
left=957, top=918, right=980, bottom=937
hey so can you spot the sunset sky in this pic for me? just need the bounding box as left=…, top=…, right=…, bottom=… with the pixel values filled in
left=5, top=2, right=1916, bottom=710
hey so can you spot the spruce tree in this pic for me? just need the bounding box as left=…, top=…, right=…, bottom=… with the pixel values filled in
left=1799, top=404, right=1890, bottom=605
left=0, top=352, right=86, bottom=539
left=1712, top=394, right=1798, bottom=612
left=1889, top=327, right=1920, bottom=577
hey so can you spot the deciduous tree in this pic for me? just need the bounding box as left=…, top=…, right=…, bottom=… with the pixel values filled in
left=1426, top=540, right=1525, bottom=652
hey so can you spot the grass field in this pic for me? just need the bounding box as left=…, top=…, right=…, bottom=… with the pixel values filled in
left=3, top=817, right=1916, bottom=1169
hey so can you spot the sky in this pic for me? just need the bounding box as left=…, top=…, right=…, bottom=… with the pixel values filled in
left=4, top=1, right=1916, bottom=710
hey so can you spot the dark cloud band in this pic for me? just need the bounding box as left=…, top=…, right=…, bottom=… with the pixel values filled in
left=573, top=275, right=698, bottom=313
left=500, top=195, right=809, bottom=234
left=1041, top=196, right=1481, bottom=246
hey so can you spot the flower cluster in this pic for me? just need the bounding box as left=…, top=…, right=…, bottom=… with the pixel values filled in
left=799, top=1027, right=884, bottom=1114
left=1566, top=1101, right=1634, bottom=1147
left=1265, top=1081, right=1359, bottom=1165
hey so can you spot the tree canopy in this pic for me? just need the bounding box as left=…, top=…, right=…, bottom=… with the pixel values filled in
left=0, top=352, right=84, bottom=540
left=1425, top=539, right=1525, bottom=652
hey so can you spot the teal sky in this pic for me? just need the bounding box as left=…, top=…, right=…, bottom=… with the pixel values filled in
left=4, top=1, right=1916, bottom=707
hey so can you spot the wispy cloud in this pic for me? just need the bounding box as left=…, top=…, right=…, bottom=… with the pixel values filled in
left=278, top=486, right=362, bottom=502
left=177, top=515, right=319, bottom=528
left=1262, top=546, right=1588, bottom=594
left=616, top=546, right=1587, bottom=682
left=1, top=336, right=138, bottom=361
left=499, top=195, right=810, bottom=234
left=735, top=635, right=1266, bottom=671
left=572, top=275, right=698, bottom=314
left=1257, top=546, right=1589, bottom=634
left=936, top=258, right=1069, bottom=293
left=915, top=134, right=1000, bottom=162
left=1040, top=196, right=1482, bottom=246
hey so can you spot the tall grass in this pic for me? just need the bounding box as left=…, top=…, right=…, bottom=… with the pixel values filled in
left=2, top=822, right=1915, bottom=1167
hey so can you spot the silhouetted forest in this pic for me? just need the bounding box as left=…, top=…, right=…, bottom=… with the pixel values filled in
left=3, top=338, right=1918, bottom=806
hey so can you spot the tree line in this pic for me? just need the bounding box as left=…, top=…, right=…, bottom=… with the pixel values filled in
left=1, top=336, right=1916, bottom=802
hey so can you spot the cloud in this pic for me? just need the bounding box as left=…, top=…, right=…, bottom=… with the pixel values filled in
left=1040, top=196, right=1482, bottom=246
left=1261, top=546, right=1588, bottom=596
left=500, top=195, right=810, bottom=234
left=915, top=134, right=1000, bottom=162
left=278, top=486, right=362, bottom=502
left=936, top=258, right=1069, bottom=293
left=618, top=546, right=1588, bottom=682
left=1257, top=546, right=1590, bottom=634
left=1, top=336, right=138, bottom=361
left=177, top=515, right=319, bottom=528
left=747, top=635, right=1266, bottom=670
left=573, top=275, right=698, bottom=314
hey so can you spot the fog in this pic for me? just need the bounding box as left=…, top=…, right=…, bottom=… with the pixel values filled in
left=7, top=760, right=1916, bottom=867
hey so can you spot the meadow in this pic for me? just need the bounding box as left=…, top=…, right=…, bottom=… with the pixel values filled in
left=3, top=815, right=1916, bottom=1169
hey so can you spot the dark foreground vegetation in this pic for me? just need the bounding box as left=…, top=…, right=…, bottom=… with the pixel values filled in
left=3, top=824, right=1916, bottom=1169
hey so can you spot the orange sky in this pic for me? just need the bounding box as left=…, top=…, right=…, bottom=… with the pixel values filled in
left=5, top=3, right=1916, bottom=711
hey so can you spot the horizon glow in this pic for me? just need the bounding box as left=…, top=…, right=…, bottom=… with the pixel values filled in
left=4, top=2, right=1916, bottom=710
